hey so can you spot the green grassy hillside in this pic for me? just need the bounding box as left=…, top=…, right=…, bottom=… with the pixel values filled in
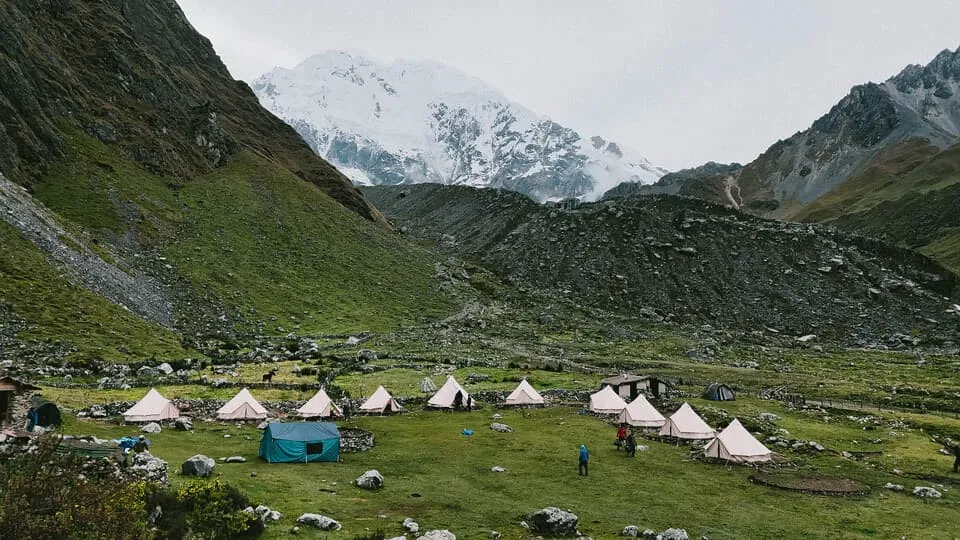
left=791, top=140, right=960, bottom=272
left=3, top=131, right=454, bottom=360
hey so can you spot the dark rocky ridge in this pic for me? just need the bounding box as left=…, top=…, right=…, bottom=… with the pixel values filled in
left=365, top=184, right=960, bottom=345
left=0, top=0, right=383, bottom=223
left=603, top=162, right=742, bottom=201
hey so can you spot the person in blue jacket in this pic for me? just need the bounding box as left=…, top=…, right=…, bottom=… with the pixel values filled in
left=578, top=444, right=589, bottom=476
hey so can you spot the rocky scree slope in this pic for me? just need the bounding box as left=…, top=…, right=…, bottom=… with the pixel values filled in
left=0, top=0, right=455, bottom=361
left=365, top=184, right=960, bottom=345
left=252, top=50, right=666, bottom=202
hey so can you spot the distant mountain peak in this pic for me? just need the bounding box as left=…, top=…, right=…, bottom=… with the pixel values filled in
left=252, top=51, right=666, bottom=201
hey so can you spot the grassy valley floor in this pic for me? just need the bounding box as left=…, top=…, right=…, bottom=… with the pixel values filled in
left=58, top=397, right=960, bottom=539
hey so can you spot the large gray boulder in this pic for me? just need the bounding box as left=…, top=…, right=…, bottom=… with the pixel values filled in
left=137, top=366, right=159, bottom=377
left=420, top=377, right=438, bottom=393
left=174, top=417, right=193, bottom=431
left=621, top=525, right=639, bottom=537
left=157, top=362, right=174, bottom=375
left=402, top=517, right=420, bottom=533
left=658, top=528, right=688, bottom=540
left=529, top=507, right=579, bottom=536
left=355, top=469, right=384, bottom=490
left=131, top=452, right=169, bottom=488
left=912, top=486, right=942, bottom=498
left=490, top=423, right=513, bottom=433
left=141, top=422, right=162, bottom=434
left=296, top=513, right=341, bottom=530
left=421, top=531, right=456, bottom=540
left=181, top=454, right=215, bottom=477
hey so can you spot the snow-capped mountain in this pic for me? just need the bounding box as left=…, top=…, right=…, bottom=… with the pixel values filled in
left=251, top=51, right=666, bottom=201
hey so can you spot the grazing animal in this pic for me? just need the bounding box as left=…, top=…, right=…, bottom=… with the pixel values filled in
left=262, top=368, right=278, bottom=383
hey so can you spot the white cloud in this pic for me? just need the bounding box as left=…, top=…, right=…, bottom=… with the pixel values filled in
left=177, top=0, right=960, bottom=170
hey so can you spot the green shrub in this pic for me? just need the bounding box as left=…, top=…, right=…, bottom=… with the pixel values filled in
left=147, top=480, right=263, bottom=539
left=0, top=436, right=150, bottom=539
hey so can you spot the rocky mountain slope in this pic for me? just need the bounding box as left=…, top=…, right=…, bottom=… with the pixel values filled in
left=251, top=51, right=666, bottom=202
left=365, top=184, right=960, bottom=345
left=603, top=162, right=743, bottom=202
left=0, top=0, right=454, bottom=361
left=605, top=47, right=960, bottom=216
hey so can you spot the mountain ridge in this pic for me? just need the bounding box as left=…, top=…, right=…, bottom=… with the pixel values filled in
left=252, top=50, right=667, bottom=202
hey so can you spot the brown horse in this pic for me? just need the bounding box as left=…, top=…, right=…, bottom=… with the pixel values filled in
left=262, top=368, right=278, bottom=383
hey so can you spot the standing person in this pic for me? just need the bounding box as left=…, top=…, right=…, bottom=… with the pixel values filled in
left=626, top=430, right=638, bottom=457
left=952, top=442, right=960, bottom=473
left=133, top=435, right=150, bottom=453
left=578, top=444, right=589, bottom=476
left=616, top=424, right=627, bottom=450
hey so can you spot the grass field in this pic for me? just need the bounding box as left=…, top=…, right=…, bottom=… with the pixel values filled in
left=58, top=393, right=960, bottom=539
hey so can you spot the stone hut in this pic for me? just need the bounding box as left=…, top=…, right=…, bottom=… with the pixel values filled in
left=0, top=376, right=40, bottom=429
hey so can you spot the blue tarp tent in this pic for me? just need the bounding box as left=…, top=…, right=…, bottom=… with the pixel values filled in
left=258, top=422, right=340, bottom=463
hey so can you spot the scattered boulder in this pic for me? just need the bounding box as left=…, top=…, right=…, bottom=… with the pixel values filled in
left=758, top=413, right=779, bottom=422
left=254, top=505, right=282, bottom=522
left=491, top=466, right=506, bottom=473
left=181, top=454, right=215, bottom=477
left=402, top=517, right=420, bottom=533
left=355, top=469, right=384, bottom=490
left=884, top=483, right=904, bottom=491
left=357, top=349, right=378, bottom=362
left=89, top=405, right=107, bottom=418
left=297, top=513, right=341, bottom=530
left=622, top=525, right=640, bottom=537
left=420, top=377, right=438, bottom=393
left=490, top=531, right=501, bottom=539
left=529, top=507, right=579, bottom=536
left=131, top=452, right=169, bottom=488
left=157, top=362, right=174, bottom=375
left=137, top=366, right=159, bottom=377
left=141, top=422, right=162, bottom=434
left=421, top=531, right=456, bottom=540
left=659, top=529, right=689, bottom=540
left=174, top=418, right=193, bottom=431
left=912, top=486, right=942, bottom=498
left=490, top=423, right=513, bottom=433
left=224, top=456, right=246, bottom=463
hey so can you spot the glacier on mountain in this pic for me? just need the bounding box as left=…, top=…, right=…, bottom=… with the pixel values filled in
left=251, top=50, right=666, bottom=201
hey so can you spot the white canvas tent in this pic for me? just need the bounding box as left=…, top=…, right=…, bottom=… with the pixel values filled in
left=658, top=402, right=715, bottom=439
left=427, top=376, right=470, bottom=409
left=217, top=387, right=268, bottom=420
left=296, top=388, right=342, bottom=418
left=617, top=394, right=666, bottom=428
left=704, top=418, right=773, bottom=463
left=588, top=385, right=628, bottom=414
left=504, top=379, right=545, bottom=406
left=123, top=388, right=180, bottom=422
left=359, top=385, right=402, bottom=414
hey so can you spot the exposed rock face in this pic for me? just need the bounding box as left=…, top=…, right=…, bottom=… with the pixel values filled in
left=0, top=0, right=381, bottom=223
left=529, top=507, right=579, bottom=537
left=181, top=454, right=215, bottom=477
left=252, top=51, right=665, bottom=202
left=603, top=162, right=742, bottom=201
left=636, top=47, right=960, bottom=216
left=365, top=184, right=960, bottom=344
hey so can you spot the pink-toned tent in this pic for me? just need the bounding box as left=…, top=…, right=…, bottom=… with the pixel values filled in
left=123, top=388, right=180, bottom=422
left=658, top=402, right=715, bottom=440
left=359, top=385, right=402, bottom=414
left=617, top=394, right=666, bottom=428
left=427, top=376, right=470, bottom=409
left=217, top=388, right=268, bottom=420
left=297, top=388, right=343, bottom=418
left=504, top=379, right=545, bottom=406
left=588, top=385, right=628, bottom=414
left=704, top=418, right=772, bottom=462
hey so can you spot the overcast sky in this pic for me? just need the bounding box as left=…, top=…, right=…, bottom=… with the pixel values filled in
left=178, top=1, right=960, bottom=171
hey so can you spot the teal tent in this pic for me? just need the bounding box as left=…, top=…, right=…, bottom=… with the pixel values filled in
left=258, top=422, right=340, bottom=463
